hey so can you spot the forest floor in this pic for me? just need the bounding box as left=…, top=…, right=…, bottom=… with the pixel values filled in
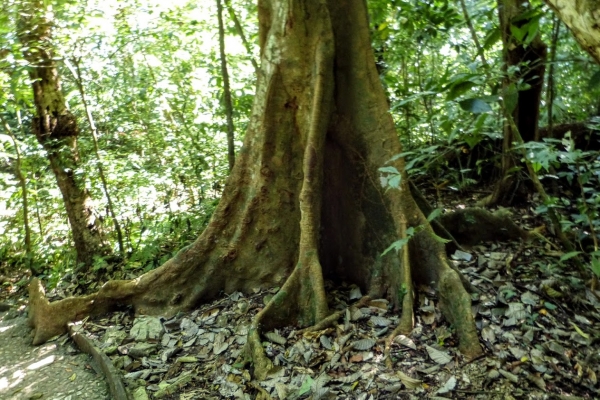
left=0, top=190, right=599, bottom=400
left=0, top=312, right=108, bottom=399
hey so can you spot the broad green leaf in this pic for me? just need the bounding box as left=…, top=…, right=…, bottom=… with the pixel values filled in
left=510, top=24, right=527, bottom=43
left=459, top=98, right=491, bottom=114
left=483, top=28, right=500, bottom=50
left=427, top=208, right=443, bottom=222
left=388, top=174, right=401, bottom=189
left=382, top=238, right=409, bottom=256
left=590, top=257, right=600, bottom=277
left=559, top=251, right=580, bottom=262
left=525, top=18, right=539, bottom=45
left=298, top=376, right=314, bottom=396
left=378, top=166, right=399, bottom=174
left=447, top=80, right=476, bottom=101
left=473, top=113, right=489, bottom=132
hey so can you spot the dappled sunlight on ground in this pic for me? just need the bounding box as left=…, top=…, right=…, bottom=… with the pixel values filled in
left=0, top=315, right=108, bottom=399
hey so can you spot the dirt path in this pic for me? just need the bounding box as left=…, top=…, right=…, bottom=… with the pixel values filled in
left=0, top=310, right=108, bottom=400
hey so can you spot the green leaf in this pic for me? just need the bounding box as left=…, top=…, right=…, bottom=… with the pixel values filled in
left=459, top=98, right=492, bottom=114
left=525, top=19, right=539, bottom=45
left=483, top=28, right=501, bottom=50
left=427, top=208, right=443, bottom=222
left=388, top=174, right=401, bottom=189
left=431, top=232, right=451, bottom=244
left=382, top=238, right=409, bottom=256
left=389, top=151, right=415, bottom=162
left=378, top=166, right=399, bottom=174
left=298, top=376, right=314, bottom=396
left=474, top=113, right=489, bottom=132
left=510, top=24, right=527, bottom=43
left=447, top=80, right=476, bottom=101
left=588, top=70, right=600, bottom=90
left=591, top=257, right=600, bottom=278
left=559, top=251, right=580, bottom=262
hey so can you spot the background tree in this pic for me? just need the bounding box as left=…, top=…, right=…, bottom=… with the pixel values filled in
left=17, top=0, right=109, bottom=268
left=217, top=0, right=237, bottom=171
left=482, top=0, right=547, bottom=206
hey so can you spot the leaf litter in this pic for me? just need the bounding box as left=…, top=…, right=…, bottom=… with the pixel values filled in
left=33, top=201, right=600, bottom=399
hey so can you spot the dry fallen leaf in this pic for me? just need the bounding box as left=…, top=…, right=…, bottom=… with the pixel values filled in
left=425, top=345, right=451, bottom=365
left=397, top=370, right=422, bottom=389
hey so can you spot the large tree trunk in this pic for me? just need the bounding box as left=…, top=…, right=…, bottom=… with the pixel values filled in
left=481, top=0, right=547, bottom=206
left=28, top=0, right=482, bottom=377
left=18, top=0, right=108, bottom=268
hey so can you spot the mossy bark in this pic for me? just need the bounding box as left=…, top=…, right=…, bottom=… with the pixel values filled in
left=28, top=0, right=483, bottom=374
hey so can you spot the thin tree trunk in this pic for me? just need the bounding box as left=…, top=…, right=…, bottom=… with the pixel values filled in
left=459, top=0, right=489, bottom=70
left=217, top=0, right=237, bottom=171
left=481, top=0, right=547, bottom=206
left=224, top=0, right=259, bottom=74
left=65, top=58, right=125, bottom=257
left=0, top=115, right=32, bottom=265
left=18, top=0, right=108, bottom=268
left=546, top=15, right=560, bottom=139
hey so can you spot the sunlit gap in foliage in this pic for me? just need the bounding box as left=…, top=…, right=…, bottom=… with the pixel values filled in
left=0, top=0, right=258, bottom=276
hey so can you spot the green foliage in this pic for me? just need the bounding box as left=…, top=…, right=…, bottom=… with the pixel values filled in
left=1, top=0, right=599, bottom=287
left=378, top=165, right=402, bottom=190
left=520, top=125, right=600, bottom=277
left=0, top=0, right=256, bottom=283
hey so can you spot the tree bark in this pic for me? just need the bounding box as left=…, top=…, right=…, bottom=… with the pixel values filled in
left=481, top=0, right=547, bottom=206
left=65, top=58, right=125, bottom=257
left=27, top=0, right=483, bottom=376
left=18, top=0, right=108, bottom=268
left=544, top=0, right=600, bottom=65
left=217, top=0, right=237, bottom=171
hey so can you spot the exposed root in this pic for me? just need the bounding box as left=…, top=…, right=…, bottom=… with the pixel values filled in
left=297, top=295, right=371, bottom=335
left=437, top=266, right=482, bottom=358
left=438, top=208, right=530, bottom=246
left=28, top=278, right=99, bottom=345
left=397, top=220, right=415, bottom=333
